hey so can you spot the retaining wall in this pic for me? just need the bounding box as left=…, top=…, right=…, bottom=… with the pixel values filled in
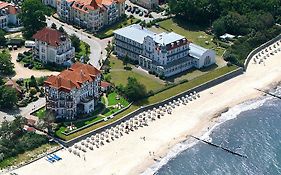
left=244, top=34, right=281, bottom=71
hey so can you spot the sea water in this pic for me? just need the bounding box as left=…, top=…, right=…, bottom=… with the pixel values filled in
left=143, top=88, right=281, bottom=175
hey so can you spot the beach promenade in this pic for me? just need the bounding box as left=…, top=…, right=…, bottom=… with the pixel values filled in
left=11, top=42, right=281, bottom=175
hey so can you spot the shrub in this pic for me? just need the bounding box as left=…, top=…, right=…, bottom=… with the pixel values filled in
left=29, top=87, right=37, bottom=96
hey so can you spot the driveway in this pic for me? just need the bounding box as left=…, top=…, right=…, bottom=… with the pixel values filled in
left=46, top=16, right=111, bottom=69
left=9, top=47, right=59, bottom=80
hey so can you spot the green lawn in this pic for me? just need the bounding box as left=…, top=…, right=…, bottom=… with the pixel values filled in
left=96, top=16, right=140, bottom=39
left=158, top=18, right=226, bottom=56
left=107, top=92, right=129, bottom=106
left=35, top=107, right=46, bottom=119
left=108, top=56, right=165, bottom=92
left=0, top=143, right=58, bottom=169
left=76, top=41, right=90, bottom=59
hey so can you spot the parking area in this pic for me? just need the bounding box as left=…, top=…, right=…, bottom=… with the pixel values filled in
left=125, top=0, right=168, bottom=22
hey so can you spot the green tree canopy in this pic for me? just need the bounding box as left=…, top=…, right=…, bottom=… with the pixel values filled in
left=0, top=29, right=6, bottom=46
left=0, top=86, right=18, bottom=109
left=70, top=34, right=80, bottom=52
left=124, top=77, right=147, bottom=101
left=0, top=50, right=14, bottom=76
left=20, top=0, right=47, bottom=39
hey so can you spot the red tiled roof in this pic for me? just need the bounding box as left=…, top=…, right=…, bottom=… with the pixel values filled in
left=32, top=27, right=66, bottom=47
left=71, top=0, right=125, bottom=13
left=101, top=81, right=111, bottom=88
left=44, top=63, right=101, bottom=92
left=0, top=1, right=9, bottom=9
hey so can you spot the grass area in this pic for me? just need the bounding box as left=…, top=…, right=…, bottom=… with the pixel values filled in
left=35, top=107, right=46, bottom=119
left=57, top=65, right=238, bottom=141
left=158, top=18, right=226, bottom=56
left=108, top=57, right=165, bottom=92
left=76, top=41, right=90, bottom=60
left=107, top=92, right=129, bottom=106
left=96, top=16, right=141, bottom=39
left=0, top=143, right=58, bottom=169
left=55, top=93, right=130, bottom=138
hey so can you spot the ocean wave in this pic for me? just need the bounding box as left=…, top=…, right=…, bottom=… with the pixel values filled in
left=142, top=95, right=271, bottom=175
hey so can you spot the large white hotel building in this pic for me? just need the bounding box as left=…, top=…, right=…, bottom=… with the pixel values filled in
left=114, top=24, right=216, bottom=77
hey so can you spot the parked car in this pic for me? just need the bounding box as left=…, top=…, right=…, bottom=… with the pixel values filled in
left=13, top=45, right=18, bottom=50
left=155, top=23, right=160, bottom=28
left=127, top=6, right=132, bottom=12
left=28, top=64, right=34, bottom=69
left=16, top=57, right=22, bottom=62
left=125, top=4, right=128, bottom=10
left=8, top=45, right=13, bottom=50
left=135, top=9, right=140, bottom=14
left=139, top=11, right=143, bottom=16
left=144, top=13, right=149, bottom=17
left=24, top=63, right=30, bottom=67
left=131, top=8, right=136, bottom=14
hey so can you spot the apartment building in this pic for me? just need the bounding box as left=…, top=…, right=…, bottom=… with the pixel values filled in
left=32, top=27, right=75, bottom=65
left=114, top=24, right=216, bottom=77
left=44, top=62, right=101, bottom=120
left=42, top=0, right=57, bottom=8
left=57, top=0, right=125, bottom=32
left=0, top=1, right=20, bottom=29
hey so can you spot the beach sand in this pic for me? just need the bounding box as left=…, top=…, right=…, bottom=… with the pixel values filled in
left=11, top=45, right=281, bottom=175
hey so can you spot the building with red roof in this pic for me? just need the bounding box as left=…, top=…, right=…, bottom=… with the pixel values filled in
left=0, top=1, right=20, bottom=29
left=57, top=0, right=125, bottom=31
left=32, top=27, right=75, bottom=65
left=44, top=62, right=101, bottom=119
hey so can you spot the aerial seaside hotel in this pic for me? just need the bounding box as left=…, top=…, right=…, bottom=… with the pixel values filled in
left=114, top=24, right=216, bottom=77
left=44, top=63, right=101, bottom=120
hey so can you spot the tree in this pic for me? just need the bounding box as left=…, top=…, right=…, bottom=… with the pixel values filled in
left=51, top=23, right=57, bottom=29
left=124, top=77, right=147, bottom=101
left=123, top=55, right=129, bottom=67
left=0, top=86, right=18, bottom=109
left=70, top=34, right=80, bottom=52
left=20, top=0, right=47, bottom=39
left=213, top=18, right=226, bottom=37
left=0, top=29, right=6, bottom=46
left=29, top=75, right=38, bottom=88
left=0, top=51, right=14, bottom=75
left=40, top=110, right=55, bottom=134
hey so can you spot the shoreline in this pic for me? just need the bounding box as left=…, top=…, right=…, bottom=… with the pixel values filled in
left=11, top=45, right=281, bottom=175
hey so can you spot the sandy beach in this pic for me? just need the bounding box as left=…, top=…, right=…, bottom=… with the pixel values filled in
left=10, top=43, right=281, bottom=175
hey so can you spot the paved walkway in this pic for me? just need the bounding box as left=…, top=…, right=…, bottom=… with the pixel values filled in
left=9, top=47, right=59, bottom=80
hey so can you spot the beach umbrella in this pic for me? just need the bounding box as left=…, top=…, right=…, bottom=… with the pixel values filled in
left=74, top=144, right=78, bottom=149
left=68, top=148, right=72, bottom=153
left=89, top=146, right=93, bottom=150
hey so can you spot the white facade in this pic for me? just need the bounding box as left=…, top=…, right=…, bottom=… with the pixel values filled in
left=33, top=28, right=75, bottom=65
left=0, top=1, right=20, bottom=29
left=114, top=24, right=216, bottom=77
left=57, top=0, right=125, bottom=32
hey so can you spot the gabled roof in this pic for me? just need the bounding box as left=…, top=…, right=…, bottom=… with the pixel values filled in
left=71, top=0, right=125, bottom=13
left=0, top=1, right=19, bottom=15
left=5, top=79, right=22, bottom=93
left=44, top=63, right=101, bottom=92
left=189, top=43, right=208, bottom=59
left=32, top=27, right=67, bottom=47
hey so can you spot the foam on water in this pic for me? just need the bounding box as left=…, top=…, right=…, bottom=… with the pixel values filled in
left=142, top=95, right=271, bottom=175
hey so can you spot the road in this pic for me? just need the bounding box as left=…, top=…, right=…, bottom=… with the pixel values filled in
left=46, top=16, right=112, bottom=68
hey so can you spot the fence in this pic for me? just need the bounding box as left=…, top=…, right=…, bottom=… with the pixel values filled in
left=59, top=67, right=244, bottom=146
left=244, top=34, right=281, bottom=71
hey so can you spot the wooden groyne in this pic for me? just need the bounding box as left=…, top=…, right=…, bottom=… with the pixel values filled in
left=189, top=135, right=248, bottom=158
left=255, top=88, right=281, bottom=100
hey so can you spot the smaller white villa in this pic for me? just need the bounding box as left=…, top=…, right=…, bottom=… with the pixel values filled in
left=113, top=24, right=216, bottom=77
left=32, top=27, right=75, bottom=65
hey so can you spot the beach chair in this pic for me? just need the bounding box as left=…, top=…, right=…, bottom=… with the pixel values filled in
left=51, top=154, right=62, bottom=161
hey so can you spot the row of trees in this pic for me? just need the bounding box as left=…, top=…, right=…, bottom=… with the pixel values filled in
left=0, top=116, right=48, bottom=162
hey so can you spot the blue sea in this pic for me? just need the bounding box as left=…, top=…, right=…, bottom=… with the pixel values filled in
left=143, top=88, right=281, bottom=175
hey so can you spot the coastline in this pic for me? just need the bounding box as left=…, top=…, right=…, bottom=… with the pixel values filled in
left=12, top=46, right=281, bottom=175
